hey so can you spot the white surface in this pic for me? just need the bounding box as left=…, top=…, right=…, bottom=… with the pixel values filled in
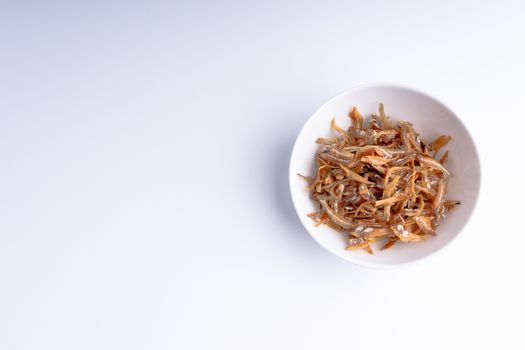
left=290, top=85, right=480, bottom=267
left=0, top=1, right=524, bottom=349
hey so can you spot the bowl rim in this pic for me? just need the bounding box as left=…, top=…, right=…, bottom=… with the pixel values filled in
left=288, top=82, right=481, bottom=269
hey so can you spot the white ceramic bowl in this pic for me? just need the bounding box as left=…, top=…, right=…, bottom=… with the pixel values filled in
left=289, top=84, right=480, bottom=268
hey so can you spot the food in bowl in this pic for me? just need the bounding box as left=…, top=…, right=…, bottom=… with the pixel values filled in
left=300, top=103, right=460, bottom=254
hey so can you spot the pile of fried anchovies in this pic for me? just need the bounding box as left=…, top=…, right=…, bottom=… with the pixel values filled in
left=301, top=104, right=460, bottom=254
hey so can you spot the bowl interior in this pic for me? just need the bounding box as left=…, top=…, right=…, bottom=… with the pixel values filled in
left=289, top=85, right=480, bottom=267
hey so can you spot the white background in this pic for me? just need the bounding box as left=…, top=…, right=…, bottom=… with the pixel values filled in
left=1, top=1, right=524, bottom=349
